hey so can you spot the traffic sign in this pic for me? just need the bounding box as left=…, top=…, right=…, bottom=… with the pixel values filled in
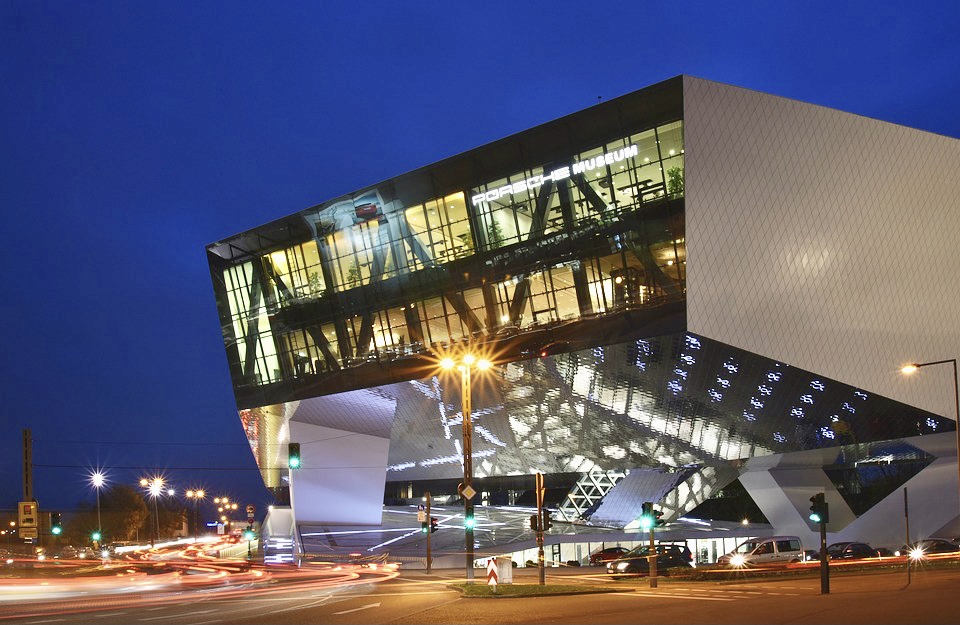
left=19, top=527, right=38, bottom=539
left=417, top=504, right=425, bottom=511
left=487, top=557, right=498, bottom=587
left=247, top=504, right=256, bottom=520
left=18, top=502, right=37, bottom=528
left=462, top=485, right=477, bottom=500
left=417, top=510, right=427, bottom=523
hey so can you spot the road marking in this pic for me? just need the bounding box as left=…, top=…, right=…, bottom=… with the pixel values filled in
left=623, top=592, right=734, bottom=602
left=333, top=602, right=381, bottom=615
left=139, top=609, right=217, bottom=621
left=92, top=613, right=129, bottom=618
left=268, top=597, right=333, bottom=614
left=23, top=620, right=66, bottom=624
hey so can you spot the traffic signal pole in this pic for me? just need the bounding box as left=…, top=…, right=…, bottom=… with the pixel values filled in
left=819, top=519, right=829, bottom=594
left=425, top=491, right=432, bottom=574
left=810, top=492, right=830, bottom=594
left=648, top=525, right=658, bottom=588
left=536, top=473, right=545, bottom=586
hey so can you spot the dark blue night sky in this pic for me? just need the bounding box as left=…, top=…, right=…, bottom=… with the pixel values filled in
left=2, top=1, right=959, bottom=515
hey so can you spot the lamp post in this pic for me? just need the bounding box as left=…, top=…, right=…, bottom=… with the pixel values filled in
left=185, top=489, right=205, bottom=540
left=140, top=477, right=164, bottom=546
left=441, top=352, right=491, bottom=583
left=901, top=358, right=960, bottom=517
left=90, top=471, right=105, bottom=546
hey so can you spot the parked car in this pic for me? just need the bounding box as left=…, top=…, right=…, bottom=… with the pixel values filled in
left=589, top=546, right=630, bottom=566
left=827, top=542, right=886, bottom=560
left=606, top=544, right=693, bottom=578
left=802, top=549, right=820, bottom=562
left=717, top=536, right=804, bottom=567
left=896, top=538, right=959, bottom=558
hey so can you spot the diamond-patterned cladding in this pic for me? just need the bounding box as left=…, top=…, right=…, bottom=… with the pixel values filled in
left=683, top=76, right=960, bottom=421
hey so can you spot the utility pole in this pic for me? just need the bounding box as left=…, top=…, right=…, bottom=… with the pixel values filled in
left=23, top=429, right=33, bottom=501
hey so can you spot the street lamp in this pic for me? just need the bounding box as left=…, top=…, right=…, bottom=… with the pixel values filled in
left=440, top=351, right=492, bottom=583
left=901, top=359, right=960, bottom=518
left=90, top=471, right=106, bottom=546
left=141, top=477, right=164, bottom=546
left=185, top=489, right=205, bottom=540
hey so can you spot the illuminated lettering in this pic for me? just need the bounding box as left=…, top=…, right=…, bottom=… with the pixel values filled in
left=571, top=145, right=638, bottom=175
left=471, top=143, right=637, bottom=205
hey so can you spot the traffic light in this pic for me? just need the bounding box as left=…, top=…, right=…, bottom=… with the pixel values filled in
left=542, top=513, right=553, bottom=532
left=287, top=442, right=301, bottom=469
left=809, top=492, right=829, bottom=524
left=91, top=531, right=102, bottom=542
left=50, top=512, right=62, bottom=535
left=529, top=514, right=539, bottom=531
left=243, top=529, right=255, bottom=541
left=464, top=514, right=475, bottom=529
left=421, top=520, right=429, bottom=533
left=430, top=517, right=439, bottom=533
left=639, top=502, right=654, bottom=530
left=653, top=508, right=665, bottom=527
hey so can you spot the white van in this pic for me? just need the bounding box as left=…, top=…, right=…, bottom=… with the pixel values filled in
left=717, top=536, right=804, bottom=566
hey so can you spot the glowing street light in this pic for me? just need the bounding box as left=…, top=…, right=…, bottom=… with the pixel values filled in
left=440, top=351, right=493, bottom=583
left=89, top=470, right=106, bottom=546
left=141, top=476, right=165, bottom=546
left=185, top=489, right=205, bottom=540
left=901, top=358, right=960, bottom=517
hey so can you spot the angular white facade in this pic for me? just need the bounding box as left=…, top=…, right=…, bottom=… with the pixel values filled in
left=685, top=76, right=960, bottom=418
left=685, top=76, right=960, bottom=546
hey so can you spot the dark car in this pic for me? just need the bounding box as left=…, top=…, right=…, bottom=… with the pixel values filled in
left=607, top=544, right=693, bottom=578
left=589, top=546, right=630, bottom=566
left=827, top=542, right=885, bottom=560
left=896, top=538, right=959, bottom=558
left=802, top=549, right=820, bottom=562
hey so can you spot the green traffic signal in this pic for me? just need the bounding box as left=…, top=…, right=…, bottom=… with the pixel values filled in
left=243, top=530, right=254, bottom=541
left=639, top=501, right=654, bottom=530
left=464, top=516, right=475, bottom=529
left=809, top=492, right=829, bottom=524
left=51, top=526, right=62, bottom=535
left=288, top=442, right=301, bottom=469
left=92, top=531, right=102, bottom=541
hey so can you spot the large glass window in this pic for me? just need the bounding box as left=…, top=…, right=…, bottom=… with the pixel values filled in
left=217, top=120, right=685, bottom=388
left=265, top=241, right=325, bottom=302
left=403, top=192, right=471, bottom=266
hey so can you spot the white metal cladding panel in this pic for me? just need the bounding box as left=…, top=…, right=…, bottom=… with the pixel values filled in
left=682, top=76, right=960, bottom=419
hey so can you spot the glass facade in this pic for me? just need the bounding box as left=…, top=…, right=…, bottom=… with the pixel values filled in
left=240, top=332, right=952, bottom=504
left=208, top=80, right=688, bottom=407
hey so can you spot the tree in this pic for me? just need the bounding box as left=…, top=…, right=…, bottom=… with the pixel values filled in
left=99, top=484, right=149, bottom=542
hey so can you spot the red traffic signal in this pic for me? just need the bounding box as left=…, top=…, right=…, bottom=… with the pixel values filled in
left=430, top=517, right=439, bottom=533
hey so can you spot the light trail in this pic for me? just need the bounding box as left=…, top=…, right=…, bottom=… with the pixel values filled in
left=0, top=548, right=399, bottom=622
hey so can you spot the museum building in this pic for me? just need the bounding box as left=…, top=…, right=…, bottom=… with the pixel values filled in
left=207, top=75, right=960, bottom=553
